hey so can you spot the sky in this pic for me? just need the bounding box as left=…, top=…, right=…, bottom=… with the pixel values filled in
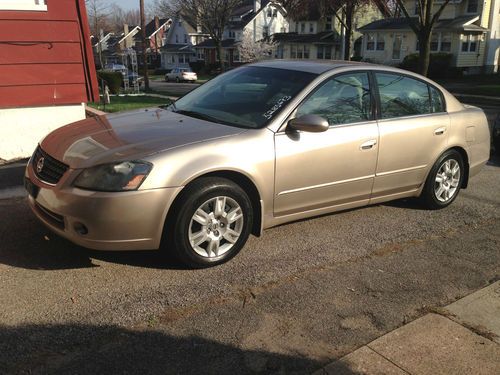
left=113, top=0, right=153, bottom=11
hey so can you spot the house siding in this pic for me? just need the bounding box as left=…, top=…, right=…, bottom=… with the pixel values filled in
left=0, top=0, right=98, bottom=161
left=456, top=37, right=487, bottom=67
left=243, top=3, right=288, bottom=42
left=0, top=0, right=98, bottom=109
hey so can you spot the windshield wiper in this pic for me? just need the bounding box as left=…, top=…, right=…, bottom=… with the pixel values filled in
left=174, top=110, right=233, bottom=126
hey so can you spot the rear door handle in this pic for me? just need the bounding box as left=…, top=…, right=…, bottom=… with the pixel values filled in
left=360, top=140, right=377, bottom=150
left=434, top=127, right=447, bottom=135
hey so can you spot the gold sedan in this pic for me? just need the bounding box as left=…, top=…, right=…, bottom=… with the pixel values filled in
left=25, top=61, right=490, bottom=267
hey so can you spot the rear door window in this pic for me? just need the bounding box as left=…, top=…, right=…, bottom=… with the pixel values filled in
left=375, top=73, right=432, bottom=119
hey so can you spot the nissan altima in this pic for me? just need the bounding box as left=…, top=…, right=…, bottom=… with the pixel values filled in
left=25, top=61, right=490, bottom=267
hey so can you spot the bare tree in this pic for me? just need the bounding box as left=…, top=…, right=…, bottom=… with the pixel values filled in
left=140, top=0, right=150, bottom=91
left=174, top=0, right=242, bottom=71
left=239, top=30, right=276, bottom=62
left=109, top=3, right=141, bottom=33
left=152, top=0, right=178, bottom=18
left=86, top=0, right=110, bottom=68
left=395, top=0, right=452, bottom=76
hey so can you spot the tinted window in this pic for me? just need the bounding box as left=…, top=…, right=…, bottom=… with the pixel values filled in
left=375, top=73, right=431, bottom=119
left=430, top=86, right=445, bottom=113
left=296, top=72, right=372, bottom=126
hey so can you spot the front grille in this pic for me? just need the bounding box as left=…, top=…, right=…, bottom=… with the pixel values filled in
left=32, top=146, right=69, bottom=185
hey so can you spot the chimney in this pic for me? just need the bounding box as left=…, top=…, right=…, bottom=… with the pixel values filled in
left=123, top=24, right=129, bottom=48
left=254, top=0, right=261, bottom=12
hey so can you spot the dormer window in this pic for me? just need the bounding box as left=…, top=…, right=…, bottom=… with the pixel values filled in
left=467, top=0, right=479, bottom=13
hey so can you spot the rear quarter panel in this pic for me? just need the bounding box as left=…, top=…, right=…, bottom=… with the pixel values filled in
left=448, top=105, right=490, bottom=177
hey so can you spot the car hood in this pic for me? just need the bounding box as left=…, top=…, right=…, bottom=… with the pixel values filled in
left=40, top=108, right=247, bottom=169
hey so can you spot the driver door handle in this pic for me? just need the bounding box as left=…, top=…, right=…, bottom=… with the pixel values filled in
left=434, top=127, right=447, bottom=135
left=360, top=139, right=377, bottom=150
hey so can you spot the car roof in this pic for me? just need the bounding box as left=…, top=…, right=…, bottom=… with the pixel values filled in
left=249, top=60, right=367, bottom=74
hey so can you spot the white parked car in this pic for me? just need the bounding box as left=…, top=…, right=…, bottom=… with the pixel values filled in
left=165, top=67, right=198, bottom=83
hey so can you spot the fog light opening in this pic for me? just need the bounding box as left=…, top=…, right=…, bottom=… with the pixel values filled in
left=74, top=222, right=88, bottom=236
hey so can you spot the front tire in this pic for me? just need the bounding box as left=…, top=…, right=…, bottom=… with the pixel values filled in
left=420, top=149, right=464, bottom=209
left=165, top=177, right=253, bottom=268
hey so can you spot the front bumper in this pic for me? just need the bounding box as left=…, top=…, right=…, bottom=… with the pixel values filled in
left=26, top=164, right=182, bottom=251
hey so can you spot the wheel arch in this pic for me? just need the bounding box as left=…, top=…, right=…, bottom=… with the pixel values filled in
left=449, top=146, right=470, bottom=188
left=164, top=170, right=263, bottom=238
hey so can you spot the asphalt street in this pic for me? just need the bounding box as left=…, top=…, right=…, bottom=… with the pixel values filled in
left=1, top=153, right=499, bottom=373
left=149, top=80, right=200, bottom=97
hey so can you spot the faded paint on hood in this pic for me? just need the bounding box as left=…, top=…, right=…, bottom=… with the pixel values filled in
left=40, top=108, right=246, bottom=169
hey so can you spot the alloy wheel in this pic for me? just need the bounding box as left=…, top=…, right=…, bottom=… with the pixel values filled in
left=188, top=196, right=244, bottom=258
left=434, top=159, right=461, bottom=203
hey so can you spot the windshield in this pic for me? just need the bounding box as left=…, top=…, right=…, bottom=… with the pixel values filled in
left=170, top=66, right=317, bottom=129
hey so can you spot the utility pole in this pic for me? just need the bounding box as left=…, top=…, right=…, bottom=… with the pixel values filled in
left=140, top=0, right=150, bottom=91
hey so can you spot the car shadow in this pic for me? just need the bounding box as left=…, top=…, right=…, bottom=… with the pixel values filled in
left=0, top=323, right=354, bottom=374
left=487, top=153, right=500, bottom=167
left=0, top=199, right=187, bottom=271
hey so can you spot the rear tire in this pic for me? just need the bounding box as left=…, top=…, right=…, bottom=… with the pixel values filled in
left=420, top=149, right=464, bottom=209
left=164, top=177, right=253, bottom=268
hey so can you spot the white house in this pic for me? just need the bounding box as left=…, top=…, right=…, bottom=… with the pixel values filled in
left=160, top=15, right=208, bottom=70
left=359, top=0, right=499, bottom=74
left=195, top=0, right=288, bottom=66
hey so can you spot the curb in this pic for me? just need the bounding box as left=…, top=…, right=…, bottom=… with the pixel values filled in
left=313, top=281, right=500, bottom=374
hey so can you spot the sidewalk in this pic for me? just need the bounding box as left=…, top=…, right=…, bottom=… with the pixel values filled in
left=314, top=281, right=500, bottom=374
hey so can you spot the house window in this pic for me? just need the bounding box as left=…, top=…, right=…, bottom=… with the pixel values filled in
left=441, top=33, right=451, bottom=52
left=461, top=34, right=478, bottom=52
left=417, top=32, right=452, bottom=52
left=0, top=0, right=47, bottom=11
left=317, top=45, right=332, bottom=59
left=184, top=34, right=188, bottom=43
left=175, top=35, right=179, bottom=43
left=267, top=8, right=272, bottom=17
left=272, top=9, right=277, bottom=17
left=309, top=23, right=314, bottom=33
left=276, top=45, right=284, bottom=59
left=431, top=33, right=439, bottom=52
left=300, top=23, right=306, bottom=33
left=325, top=16, right=332, bottom=31
left=366, top=33, right=384, bottom=51
left=376, top=35, right=385, bottom=51
left=467, top=0, right=479, bottom=13
left=291, top=44, right=309, bottom=59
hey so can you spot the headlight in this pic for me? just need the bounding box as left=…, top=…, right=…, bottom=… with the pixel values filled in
left=74, top=161, right=152, bottom=192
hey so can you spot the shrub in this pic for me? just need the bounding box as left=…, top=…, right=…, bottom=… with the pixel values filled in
left=153, top=68, right=169, bottom=75
left=97, top=71, right=123, bottom=94
left=400, top=53, right=454, bottom=78
left=189, top=61, right=205, bottom=73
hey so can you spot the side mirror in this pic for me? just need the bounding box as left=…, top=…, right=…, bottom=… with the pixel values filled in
left=288, top=115, right=329, bottom=133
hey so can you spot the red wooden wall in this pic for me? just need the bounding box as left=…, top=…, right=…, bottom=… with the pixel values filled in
left=0, top=0, right=99, bottom=109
